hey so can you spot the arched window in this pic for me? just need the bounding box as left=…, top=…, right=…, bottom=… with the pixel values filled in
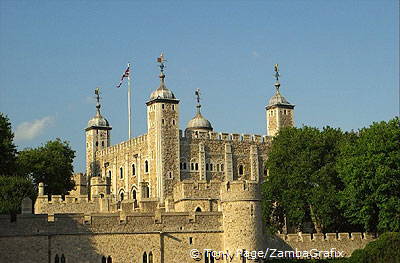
left=132, top=163, right=136, bottom=176
left=210, top=163, right=213, bottom=171
left=195, top=207, right=202, bottom=212
left=221, top=164, right=224, bottom=172
left=119, top=191, right=124, bottom=201
left=101, top=256, right=106, bottom=263
left=183, top=162, right=187, bottom=170
left=61, top=254, right=65, bottom=263
left=54, top=254, right=59, bottom=263
left=143, top=252, right=147, bottom=263
left=101, top=141, right=104, bottom=147
left=145, top=160, right=149, bottom=173
left=132, top=189, right=137, bottom=200
left=191, top=163, right=194, bottom=170
left=107, top=256, right=112, bottom=263
left=149, top=252, right=153, bottom=263
left=195, top=163, right=199, bottom=171
left=239, top=165, right=244, bottom=176
left=120, top=167, right=123, bottom=179
left=206, top=163, right=209, bottom=171
left=144, top=186, right=150, bottom=198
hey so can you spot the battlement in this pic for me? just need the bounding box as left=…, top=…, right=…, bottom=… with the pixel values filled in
left=34, top=194, right=109, bottom=214
left=96, top=134, right=148, bottom=156
left=173, top=180, right=221, bottom=201
left=277, top=232, right=376, bottom=242
left=181, top=130, right=270, bottom=144
left=220, top=180, right=261, bottom=201
left=0, top=211, right=223, bottom=237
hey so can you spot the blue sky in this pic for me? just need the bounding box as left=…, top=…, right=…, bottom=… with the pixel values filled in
left=0, top=1, right=398, bottom=173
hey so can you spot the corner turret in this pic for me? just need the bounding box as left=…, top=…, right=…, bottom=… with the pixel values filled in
left=266, top=64, right=295, bottom=136
left=86, top=88, right=112, bottom=179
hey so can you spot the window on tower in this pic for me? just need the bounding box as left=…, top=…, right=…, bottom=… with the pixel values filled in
left=120, top=167, right=123, bottom=179
left=239, top=165, right=244, bottom=176
left=145, top=160, right=149, bottom=173
left=132, top=163, right=136, bottom=176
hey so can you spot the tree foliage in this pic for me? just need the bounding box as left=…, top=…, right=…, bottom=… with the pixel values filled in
left=347, top=232, right=400, bottom=263
left=337, top=118, right=400, bottom=233
left=0, top=176, right=35, bottom=214
left=263, top=117, right=400, bottom=234
left=263, top=126, right=353, bottom=233
left=0, top=113, right=17, bottom=176
left=17, top=139, right=76, bottom=195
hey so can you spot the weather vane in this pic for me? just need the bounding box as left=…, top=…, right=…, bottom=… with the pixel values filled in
left=274, top=64, right=280, bottom=82
left=195, top=88, right=201, bottom=105
left=157, top=53, right=167, bottom=74
left=95, top=87, right=100, bottom=104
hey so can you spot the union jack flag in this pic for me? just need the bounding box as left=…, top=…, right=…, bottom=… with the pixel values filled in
left=116, top=65, right=130, bottom=88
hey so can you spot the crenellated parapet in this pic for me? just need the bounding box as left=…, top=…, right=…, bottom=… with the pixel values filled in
left=96, top=134, right=148, bottom=156
left=277, top=232, right=376, bottom=242
left=269, top=232, right=376, bottom=259
left=0, top=211, right=223, bottom=237
left=34, top=194, right=104, bottom=214
left=220, top=180, right=261, bottom=201
left=173, top=180, right=221, bottom=201
left=181, top=130, right=271, bottom=144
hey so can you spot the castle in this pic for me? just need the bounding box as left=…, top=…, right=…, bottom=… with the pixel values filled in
left=0, top=59, right=373, bottom=263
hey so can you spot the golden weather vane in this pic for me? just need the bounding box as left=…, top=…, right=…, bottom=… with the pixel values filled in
left=274, top=64, right=280, bottom=82
left=157, top=53, right=167, bottom=74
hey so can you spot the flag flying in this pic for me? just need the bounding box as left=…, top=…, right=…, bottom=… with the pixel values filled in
left=116, top=65, right=130, bottom=88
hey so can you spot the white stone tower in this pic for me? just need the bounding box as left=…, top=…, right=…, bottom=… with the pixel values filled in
left=85, top=88, right=112, bottom=179
left=266, top=64, right=295, bottom=136
left=145, top=54, right=180, bottom=204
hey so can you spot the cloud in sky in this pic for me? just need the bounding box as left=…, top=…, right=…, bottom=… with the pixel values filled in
left=14, top=116, right=54, bottom=142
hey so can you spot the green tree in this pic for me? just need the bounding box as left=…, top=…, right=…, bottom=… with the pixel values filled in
left=0, top=113, right=17, bottom=176
left=17, top=139, right=76, bottom=195
left=262, top=126, right=353, bottom=233
left=337, top=117, right=400, bottom=233
left=0, top=176, right=35, bottom=214
left=348, top=232, right=400, bottom=263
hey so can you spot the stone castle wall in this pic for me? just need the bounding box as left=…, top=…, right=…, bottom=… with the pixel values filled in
left=0, top=212, right=223, bottom=263
left=0, top=213, right=374, bottom=263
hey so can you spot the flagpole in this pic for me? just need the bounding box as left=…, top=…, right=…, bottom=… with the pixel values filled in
left=127, top=63, right=132, bottom=139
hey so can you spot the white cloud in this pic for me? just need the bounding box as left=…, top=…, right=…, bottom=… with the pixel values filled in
left=14, top=116, right=54, bottom=142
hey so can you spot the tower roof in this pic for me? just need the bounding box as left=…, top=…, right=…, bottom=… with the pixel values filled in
left=148, top=53, right=177, bottom=102
left=87, top=88, right=111, bottom=130
left=186, top=89, right=213, bottom=131
left=266, top=64, right=294, bottom=110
